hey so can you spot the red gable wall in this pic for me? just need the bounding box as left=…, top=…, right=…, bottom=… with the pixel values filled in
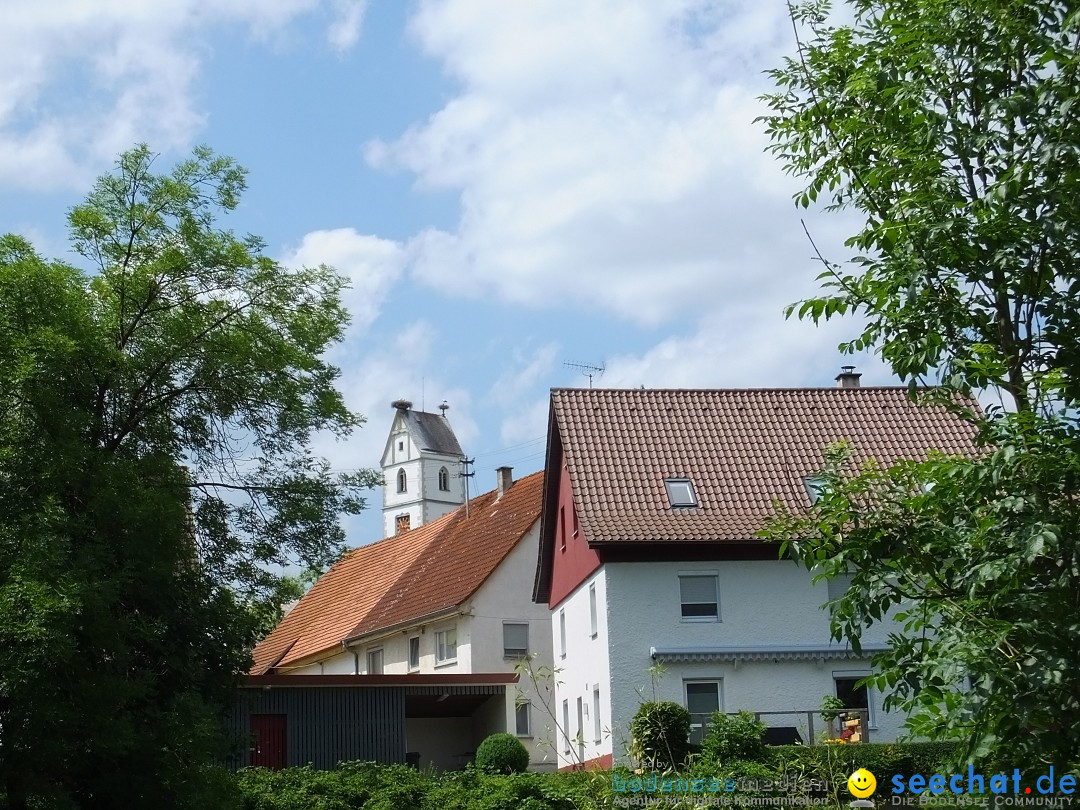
left=548, top=457, right=601, bottom=609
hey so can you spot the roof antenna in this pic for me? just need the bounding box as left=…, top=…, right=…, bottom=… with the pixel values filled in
left=563, top=360, right=605, bottom=388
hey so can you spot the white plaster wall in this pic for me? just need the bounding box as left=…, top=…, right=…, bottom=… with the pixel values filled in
left=599, top=559, right=907, bottom=761
left=470, top=522, right=557, bottom=768
left=419, top=455, right=465, bottom=519
left=551, top=568, right=611, bottom=769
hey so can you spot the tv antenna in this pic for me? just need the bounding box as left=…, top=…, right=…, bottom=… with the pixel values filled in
left=563, top=360, right=605, bottom=388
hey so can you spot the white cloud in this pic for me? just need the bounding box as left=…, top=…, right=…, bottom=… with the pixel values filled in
left=371, top=0, right=818, bottom=326
left=0, top=0, right=331, bottom=190
left=603, top=304, right=887, bottom=391
left=327, top=0, right=367, bottom=51
left=279, top=228, right=406, bottom=335
left=488, top=342, right=558, bottom=407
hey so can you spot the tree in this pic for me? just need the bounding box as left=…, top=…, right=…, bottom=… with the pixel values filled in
left=0, top=145, right=378, bottom=807
left=762, top=0, right=1080, bottom=413
left=759, top=0, right=1080, bottom=768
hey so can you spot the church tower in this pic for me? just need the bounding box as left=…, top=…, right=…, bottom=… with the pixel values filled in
left=380, top=399, right=466, bottom=537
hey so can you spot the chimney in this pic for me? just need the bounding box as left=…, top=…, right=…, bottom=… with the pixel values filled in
left=835, top=365, right=862, bottom=389
left=496, top=466, right=514, bottom=496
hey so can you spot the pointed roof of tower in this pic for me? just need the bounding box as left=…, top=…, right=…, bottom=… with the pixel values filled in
left=402, top=410, right=464, bottom=456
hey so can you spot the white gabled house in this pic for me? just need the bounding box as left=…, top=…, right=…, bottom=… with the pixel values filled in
left=248, top=403, right=555, bottom=770
left=532, top=378, right=980, bottom=769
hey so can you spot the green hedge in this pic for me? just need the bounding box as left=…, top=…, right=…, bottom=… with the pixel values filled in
left=769, top=742, right=959, bottom=803
left=233, top=744, right=960, bottom=810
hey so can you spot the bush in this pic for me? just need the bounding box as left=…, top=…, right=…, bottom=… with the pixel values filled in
left=771, top=742, right=959, bottom=804
left=629, top=701, right=691, bottom=770
left=701, top=710, right=768, bottom=765
left=475, top=733, right=531, bottom=774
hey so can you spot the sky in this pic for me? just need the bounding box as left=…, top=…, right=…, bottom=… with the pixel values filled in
left=0, top=0, right=890, bottom=548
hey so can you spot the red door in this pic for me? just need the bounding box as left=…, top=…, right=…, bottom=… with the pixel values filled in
left=250, top=714, right=287, bottom=769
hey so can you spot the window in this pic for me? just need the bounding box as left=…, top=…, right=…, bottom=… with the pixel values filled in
left=664, top=477, right=698, bottom=507
left=397, top=468, right=407, bottom=492
left=395, top=514, right=411, bottom=533
left=834, top=672, right=874, bottom=728
left=685, top=680, right=722, bottom=746
left=515, top=702, right=531, bottom=737
left=572, top=507, right=579, bottom=537
left=804, top=474, right=828, bottom=504
left=367, top=648, right=384, bottom=675
left=562, top=700, right=570, bottom=754
left=679, top=573, right=719, bottom=620
left=559, top=505, right=566, bottom=551
left=503, top=622, right=529, bottom=658
left=592, top=685, right=602, bottom=743
left=435, top=626, right=457, bottom=665
left=408, top=636, right=420, bottom=671
left=558, top=609, right=566, bottom=658
left=827, top=572, right=855, bottom=603
left=588, top=583, right=598, bottom=638
left=438, top=466, right=450, bottom=491
left=576, top=697, right=584, bottom=759
left=397, top=440, right=404, bottom=451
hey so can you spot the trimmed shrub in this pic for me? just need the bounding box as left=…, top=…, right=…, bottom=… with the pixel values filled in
left=629, top=701, right=691, bottom=770
left=475, top=732, right=531, bottom=774
left=701, top=710, right=768, bottom=764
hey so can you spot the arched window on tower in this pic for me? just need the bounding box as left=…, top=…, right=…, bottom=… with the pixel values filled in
left=438, top=466, right=450, bottom=492
left=397, top=469, right=407, bottom=493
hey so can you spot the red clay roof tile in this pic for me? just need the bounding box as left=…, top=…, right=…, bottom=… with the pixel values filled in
left=550, top=387, right=980, bottom=544
left=250, top=471, right=543, bottom=674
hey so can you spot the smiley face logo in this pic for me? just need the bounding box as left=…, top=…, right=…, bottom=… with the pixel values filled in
left=848, top=768, right=877, bottom=798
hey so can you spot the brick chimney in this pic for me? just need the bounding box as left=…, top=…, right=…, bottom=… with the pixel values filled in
left=496, top=466, right=514, bottom=496
left=835, top=366, right=862, bottom=389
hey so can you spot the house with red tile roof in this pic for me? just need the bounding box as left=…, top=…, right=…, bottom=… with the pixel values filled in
left=533, top=376, right=980, bottom=768
left=247, top=406, right=554, bottom=770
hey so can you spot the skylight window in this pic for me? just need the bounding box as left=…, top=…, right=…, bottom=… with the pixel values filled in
left=804, top=475, right=828, bottom=504
left=664, top=478, right=698, bottom=507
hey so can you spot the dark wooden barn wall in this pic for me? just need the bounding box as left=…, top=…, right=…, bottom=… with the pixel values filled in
left=231, top=686, right=406, bottom=769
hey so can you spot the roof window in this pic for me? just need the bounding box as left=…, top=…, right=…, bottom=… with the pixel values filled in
left=664, top=478, right=698, bottom=508
left=804, top=475, right=828, bottom=504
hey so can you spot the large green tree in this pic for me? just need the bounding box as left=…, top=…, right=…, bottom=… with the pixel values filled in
left=0, top=146, right=377, bottom=807
left=760, top=0, right=1080, bottom=767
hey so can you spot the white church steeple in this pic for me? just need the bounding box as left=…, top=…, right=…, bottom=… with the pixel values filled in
left=380, top=399, right=466, bottom=537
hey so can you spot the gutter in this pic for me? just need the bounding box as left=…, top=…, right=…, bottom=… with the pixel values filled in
left=340, top=605, right=463, bottom=650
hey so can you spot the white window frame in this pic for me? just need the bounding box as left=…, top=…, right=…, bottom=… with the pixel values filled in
left=562, top=699, right=570, bottom=754
left=664, top=477, right=698, bottom=507
left=502, top=622, right=529, bottom=658
left=804, top=474, right=828, bottom=504
left=834, top=669, right=876, bottom=729
left=592, top=684, right=602, bottom=743
left=679, top=572, right=720, bottom=622
left=588, top=583, right=598, bottom=638
left=435, top=626, right=458, bottom=666
left=366, top=647, right=384, bottom=675
left=684, top=678, right=723, bottom=746
left=408, top=635, right=420, bottom=671
left=515, top=701, right=531, bottom=737
left=558, top=609, right=566, bottom=659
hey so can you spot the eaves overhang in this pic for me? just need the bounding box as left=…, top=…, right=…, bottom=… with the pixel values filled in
left=649, top=643, right=889, bottom=664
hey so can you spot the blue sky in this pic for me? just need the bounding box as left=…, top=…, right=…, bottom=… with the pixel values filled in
left=0, top=0, right=888, bottom=547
